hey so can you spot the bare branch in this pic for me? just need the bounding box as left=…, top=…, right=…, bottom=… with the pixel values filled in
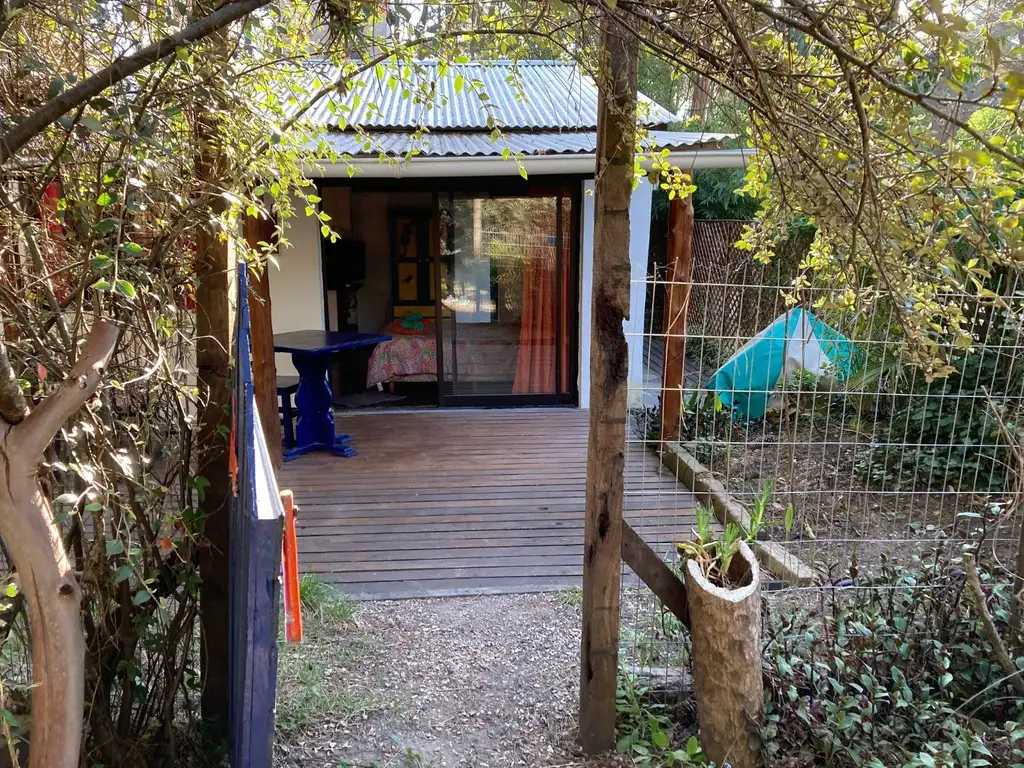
left=0, top=328, right=27, bottom=425
left=0, top=183, right=72, bottom=349
left=963, top=553, right=1024, bottom=696
left=0, top=0, right=271, bottom=166
left=13, top=321, right=120, bottom=457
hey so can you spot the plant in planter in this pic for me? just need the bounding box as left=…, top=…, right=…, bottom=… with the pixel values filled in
left=676, top=503, right=764, bottom=768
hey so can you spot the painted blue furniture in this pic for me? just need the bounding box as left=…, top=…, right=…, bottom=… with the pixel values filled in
left=276, top=375, right=300, bottom=450
left=273, top=330, right=391, bottom=462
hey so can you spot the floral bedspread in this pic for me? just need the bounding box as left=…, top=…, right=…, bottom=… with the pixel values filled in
left=366, top=324, right=520, bottom=387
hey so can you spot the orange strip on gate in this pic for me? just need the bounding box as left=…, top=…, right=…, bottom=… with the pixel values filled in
left=280, top=490, right=302, bottom=644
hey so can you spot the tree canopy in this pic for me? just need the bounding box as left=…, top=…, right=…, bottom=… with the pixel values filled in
left=0, top=0, right=1022, bottom=764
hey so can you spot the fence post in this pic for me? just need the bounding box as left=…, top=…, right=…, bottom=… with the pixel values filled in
left=580, top=5, right=637, bottom=755
left=243, top=212, right=281, bottom=471
left=660, top=195, right=694, bottom=446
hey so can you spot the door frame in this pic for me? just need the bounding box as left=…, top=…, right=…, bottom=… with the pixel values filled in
left=434, top=181, right=582, bottom=408
left=318, top=175, right=586, bottom=408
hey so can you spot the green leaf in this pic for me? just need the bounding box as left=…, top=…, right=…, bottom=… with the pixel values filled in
left=91, top=279, right=112, bottom=291
left=47, top=77, right=65, bottom=99
left=652, top=729, right=669, bottom=749
left=114, top=279, right=136, bottom=299
left=119, top=242, right=143, bottom=255
left=114, top=564, right=133, bottom=584
left=80, top=115, right=104, bottom=133
left=105, top=539, right=125, bottom=557
left=132, top=590, right=151, bottom=605
left=96, top=192, right=114, bottom=207
left=686, top=735, right=701, bottom=757
left=454, top=73, right=465, bottom=94
left=4, top=584, right=18, bottom=598
left=94, top=218, right=119, bottom=234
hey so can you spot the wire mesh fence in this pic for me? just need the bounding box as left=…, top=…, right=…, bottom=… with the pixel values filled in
left=620, top=220, right=1024, bottom=680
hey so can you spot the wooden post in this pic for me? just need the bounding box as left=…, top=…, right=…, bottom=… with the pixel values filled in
left=195, top=213, right=233, bottom=738
left=194, top=13, right=234, bottom=734
left=243, top=212, right=281, bottom=470
left=685, top=542, right=763, bottom=768
left=659, top=195, right=694, bottom=446
left=579, top=6, right=638, bottom=755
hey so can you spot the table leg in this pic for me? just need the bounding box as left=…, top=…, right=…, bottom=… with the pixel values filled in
left=284, top=352, right=355, bottom=461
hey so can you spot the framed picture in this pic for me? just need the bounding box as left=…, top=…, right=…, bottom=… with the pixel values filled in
left=397, top=262, right=418, bottom=301
left=390, top=210, right=433, bottom=312
left=394, top=216, right=419, bottom=260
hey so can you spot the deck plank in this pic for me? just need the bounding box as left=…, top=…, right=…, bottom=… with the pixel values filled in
left=280, top=408, right=697, bottom=599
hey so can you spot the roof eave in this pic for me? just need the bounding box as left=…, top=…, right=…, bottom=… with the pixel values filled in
left=311, top=147, right=754, bottom=179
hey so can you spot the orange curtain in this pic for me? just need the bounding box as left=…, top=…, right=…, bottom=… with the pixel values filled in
left=513, top=236, right=570, bottom=394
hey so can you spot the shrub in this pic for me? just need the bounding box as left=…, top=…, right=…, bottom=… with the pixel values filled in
left=853, top=305, right=1024, bottom=492
left=761, top=557, right=1024, bottom=767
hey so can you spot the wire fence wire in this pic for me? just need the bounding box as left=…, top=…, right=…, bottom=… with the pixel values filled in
left=619, top=219, right=1024, bottom=671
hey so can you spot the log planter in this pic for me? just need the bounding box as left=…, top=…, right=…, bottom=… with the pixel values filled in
left=684, top=541, right=763, bottom=768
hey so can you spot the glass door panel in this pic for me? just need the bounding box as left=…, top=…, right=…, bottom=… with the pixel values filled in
left=437, top=190, right=574, bottom=403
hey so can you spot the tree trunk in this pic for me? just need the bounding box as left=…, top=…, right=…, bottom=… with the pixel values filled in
left=243, top=213, right=280, bottom=471
left=579, top=6, right=638, bottom=755
left=660, top=195, right=693, bottom=446
left=689, top=75, right=713, bottom=124
left=194, top=21, right=234, bottom=733
left=0, top=322, right=119, bottom=768
left=684, top=541, right=763, bottom=768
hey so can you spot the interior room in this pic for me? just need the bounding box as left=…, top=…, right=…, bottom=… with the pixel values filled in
left=317, top=179, right=581, bottom=410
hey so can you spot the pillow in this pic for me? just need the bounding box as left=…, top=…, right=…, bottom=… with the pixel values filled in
left=391, top=317, right=434, bottom=336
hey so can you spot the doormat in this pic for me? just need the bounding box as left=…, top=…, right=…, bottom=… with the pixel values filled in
left=335, top=391, right=407, bottom=409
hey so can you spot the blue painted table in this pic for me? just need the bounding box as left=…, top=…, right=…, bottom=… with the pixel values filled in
left=273, top=330, right=391, bottom=462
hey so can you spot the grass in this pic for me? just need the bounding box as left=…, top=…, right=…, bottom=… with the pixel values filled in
left=275, top=647, right=375, bottom=734
left=555, top=585, right=583, bottom=608
left=299, top=573, right=356, bottom=624
left=276, top=575, right=375, bottom=735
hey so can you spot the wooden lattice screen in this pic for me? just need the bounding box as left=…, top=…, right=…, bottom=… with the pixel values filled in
left=686, top=220, right=807, bottom=371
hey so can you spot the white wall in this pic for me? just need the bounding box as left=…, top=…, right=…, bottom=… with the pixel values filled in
left=578, top=177, right=653, bottom=410
left=270, top=199, right=324, bottom=376
left=580, top=181, right=594, bottom=409
left=627, top=179, right=653, bottom=407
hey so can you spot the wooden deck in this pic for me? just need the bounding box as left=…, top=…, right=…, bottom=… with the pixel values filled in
left=280, top=409, right=697, bottom=599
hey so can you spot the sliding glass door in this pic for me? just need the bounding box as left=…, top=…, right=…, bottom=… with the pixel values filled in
left=436, top=187, right=577, bottom=406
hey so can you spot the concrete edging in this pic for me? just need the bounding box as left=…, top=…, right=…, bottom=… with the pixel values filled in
left=661, top=442, right=818, bottom=587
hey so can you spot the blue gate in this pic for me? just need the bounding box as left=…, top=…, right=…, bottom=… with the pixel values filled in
left=228, top=263, right=284, bottom=768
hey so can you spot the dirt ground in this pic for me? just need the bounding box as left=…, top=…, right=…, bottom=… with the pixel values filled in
left=274, top=593, right=629, bottom=768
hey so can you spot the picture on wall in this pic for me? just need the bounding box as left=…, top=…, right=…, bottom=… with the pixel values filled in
left=397, top=262, right=419, bottom=302
left=394, top=217, right=419, bottom=260
left=390, top=210, right=433, bottom=312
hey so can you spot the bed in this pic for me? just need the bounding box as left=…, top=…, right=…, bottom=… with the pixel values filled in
left=366, top=321, right=521, bottom=388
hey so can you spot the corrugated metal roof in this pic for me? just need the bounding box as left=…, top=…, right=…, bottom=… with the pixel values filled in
left=315, top=130, right=728, bottom=158
left=304, top=60, right=680, bottom=131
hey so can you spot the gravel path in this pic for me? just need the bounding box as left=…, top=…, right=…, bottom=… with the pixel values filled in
left=275, top=593, right=625, bottom=768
